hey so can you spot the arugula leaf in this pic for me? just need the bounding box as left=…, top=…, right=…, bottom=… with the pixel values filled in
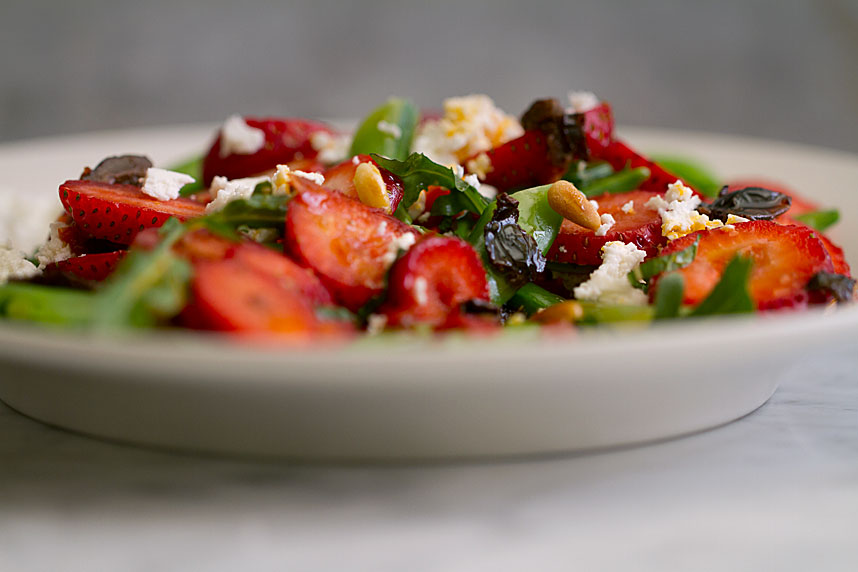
left=0, top=283, right=95, bottom=326
left=689, top=255, right=755, bottom=316
left=793, top=209, right=839, bottom=232
left=629, top=235, right=699, bottom=291
left=652, top=273, right=684, bottom=320
left=349, top=98, right=418, bottom=161
left=372, top=153, right=490, bottom=220
left=91, top=218, right=193, bottom=329
left=651, top=155, right=722, bottom=197
left=169, top=154, right=206, bottom=196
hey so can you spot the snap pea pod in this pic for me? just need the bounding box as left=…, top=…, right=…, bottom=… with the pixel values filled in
left=652, top=273, right=684, bottom=320
left=0, top=283, right=95, bottom=326
left=349, top=98, right=418, bottom=161
left=508, top=283, right=565, bottom=316
left=580, top=166, right=651, bottom=197
left=563, top=161, right=614, bottom=188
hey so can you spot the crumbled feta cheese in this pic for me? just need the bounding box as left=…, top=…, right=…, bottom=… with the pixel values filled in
left=376, top=120, right=402, bottom=140
left=465, top=152, right=493, bottom=181
left=558, top=245, right=568, bottom=254
left=726, top=214, right=750, bottom=225
left=219, top=115, right=266, bottom=157
left=621, top=199, right=635, bottom=214
left=293, top=170, right=325, bottom=185
left=413, top=94, right=523, bottom=167
left=645, top=180, right=723, bottom=240
left=141, top=168, right=195, bottom=201
left=590, top=199, right=600, bottom=212
left=595, top=213, right=615, bottom=237
left=205, top=175, right=269, bottom=213
left=269, top=164, right=321, bottom=197
left=463, top=173, right=481, bottom=190
left=0, top=246, right=40, bottom=285
left=477, top=183, right=498, bottom=200
left=413, top=276, right=429, bottom=306
left=351, top=155, right=361, bottom=166
left=35, top=221, right=73, bottom=268
left=381, top=232, right=417, bottom=265
left=366, top=313, right=388, bottom=335
left=573, top=241, right=648, bottom=306
left=309, top=131, right=352, bottom=165
left=567, top=91, right=600, bottom=114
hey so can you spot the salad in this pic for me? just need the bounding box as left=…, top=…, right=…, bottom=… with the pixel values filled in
left=0, top=93, right=853, bottom=341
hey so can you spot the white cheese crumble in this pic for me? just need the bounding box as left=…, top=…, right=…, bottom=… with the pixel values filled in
left=141, top=168, right=195, bottom=202
left=413, top=276, right=429, bottom=306
left=590, top=199, right=600, bottom=212
left=366, top=313, right=388, bottom=335
left=621, top=199, right=635, bottom=214
left=465, top=152, right=493, bottom=181
left=567, top=91, right=600, bottom=114
left=293, top=170, right=325, bottom=185
left=310, top=131, right=352, bottom=165
left=413, top=94, right=523, bottom=167
left=463, top=173, right=481, bottom=190
left=0, top=246, right=40, bottom=285
left=219, top=115, right=266, bottom=157
left=595, top=213, right=616, bottom=237
left=35, top=221, right=73, bottom=268
left=381, top=232, right=417, bottom=265
left=205, top=175, right=269, bottom=214
left=645, top=180, right=724, bottom=240
left=376, top=120, right=402, bottom=140
left=573, top=241, right=648, bottom=306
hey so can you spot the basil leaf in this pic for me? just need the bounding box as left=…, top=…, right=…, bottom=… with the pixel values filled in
left=349, top=98, right=418, bottom=161
left=580, top=166, right=651, bottom=197
left=0, top=283, right=95, bottom=326
left=629, top=235, right=699, bottom=291
left=652, top=273, right=684, bottom=320
left=372, top=153, right=489, bottom=219
left=689, top=255, right=755, bottom=316
left=793, top=209, right=839, bottom=232
left=169, top=154, right=206, bottom=196
left=651, top=155, right=722, bottom=198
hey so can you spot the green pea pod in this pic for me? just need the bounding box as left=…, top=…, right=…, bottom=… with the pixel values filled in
left=0, top=283, right=95, bottom=326
left=652, top=273, right=685, bottom=320
left=581, top=166, right=651, bottom=197
left=508, top=283, right=565, bottom=316
left=349, top=98, right=418, bottom=161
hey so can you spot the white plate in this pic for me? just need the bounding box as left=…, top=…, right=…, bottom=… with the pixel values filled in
left=1, top=125, right=856, bottom=460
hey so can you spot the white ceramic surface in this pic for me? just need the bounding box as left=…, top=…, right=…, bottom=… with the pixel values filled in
left=0, top=126, right=856, bottom=460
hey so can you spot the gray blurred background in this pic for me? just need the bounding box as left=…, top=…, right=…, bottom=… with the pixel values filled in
left=2, top=0, right=857, bottom=152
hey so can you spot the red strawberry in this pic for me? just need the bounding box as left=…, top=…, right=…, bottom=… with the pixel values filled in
left=53, top=251, right=126, bottom=281
left=322, top=154, right=405, bottom=213
left=379, top=235, right=489, bottom=328
left=548, top=190, right=666, bottom=266
left=593, top=140, right=695, bottom=195
left=285, top=187, right=419, bottom=310
left=656, top=221, right=834, bottom=310
left=202, top=117, right=336, bottom=185
left=818, top=233, right=851, bottom=276
left=476, top=130, right=567, bottom=192
left=59, top=180, right=205, bottom=245
left=578, top=101, right=614, bottom=153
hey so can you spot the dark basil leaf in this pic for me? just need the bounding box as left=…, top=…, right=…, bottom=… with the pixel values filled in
left=652, top=273, right=684, bottom=320
left=807, top=272, right=855, bottom=303
left=689, top=255, right=755, bottom=316
left=793, top=209, right=840, bottom=232
left=484, top=194, right=546, bottom=289
left=701, top=187, right=791, bottom=221
left=629, top=235, right=699, bottom=291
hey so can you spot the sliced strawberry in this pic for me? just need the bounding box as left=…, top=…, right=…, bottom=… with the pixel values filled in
left=232, top=243, right=335, bottom=306
left=818, top=234, right=851, bottom=277
left=656, top=221, right=834, bottom=310
left=548, top=190, right=666, bottom=265
left=53, top=251, right=126, bottom=281
left=285, top=187, right=419, bottom=310
left=321, top=154, right=404, bottom=212
left=59, top=180, right=205, bottom=245
left=379, top=236, right=489, bottom=328
left=202, top=117, right=336, bottom=185
left=476, top=130, right=567, bottom=192
left=593, top=140, right=695, bottom=195
left=578, top=102, right=614, bottom=153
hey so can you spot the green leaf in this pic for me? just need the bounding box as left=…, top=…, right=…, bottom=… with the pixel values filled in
left=689, top=255, right=755, bottom=316
left=652, top=273, right=684, bottom=319
left=580, top=166, right=651, bottom=197
left=651, top=155, right=722, bottom=197
left=467, top=184, right=563, bottom=305
left=372, top=153, right=490, bottom=219
left=349, top=98, right=418, bottom=161
left=205, top=194, right=290, bottom=230
left=0, top=283, right=95, bottom=326
left=563, top=160, right=614, bottom=187
left=793, top=209, right=839, bottom=232
left=91, top=218, right=193, bottom=329
left=508, top=283, right=565, bottom=316
left=169, top=154, right=206, bottom=196
left=575, top=301, right=654, bottom=324
left=629, top=235, right=699, bottom=291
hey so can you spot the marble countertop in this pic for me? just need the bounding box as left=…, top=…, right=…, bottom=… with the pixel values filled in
left=1, top=345, right=856, bottom=572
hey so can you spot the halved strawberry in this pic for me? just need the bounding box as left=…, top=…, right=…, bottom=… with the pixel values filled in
left=321, top=154, right=405, bottom=212
left=379, top=236, right=489, bottom=328
left=476, top=130, right=567, bottom=192
left=818, top=234, right=851, bottom=276
left=232, top=243, right=335, bottom=306
left=202, top=117, right=336, bottom=185
left=53, top=250, right=126, bottom=281
left=593, top=140, right=694, bottom=195
left=656, top=221, right=834, bottom=310
left=285, top=187, right=419, bottom=310
left=548, top=190, right=666, bottom=265
left=578, top=102, right=614, bottom=153
left=59, top=180, right=205, bottom=245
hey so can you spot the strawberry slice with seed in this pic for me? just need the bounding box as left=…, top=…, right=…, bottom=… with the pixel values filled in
left=53, top=250, right=126, bottom=281
left=59, top=180, right=205, bottom=245
left=476, top=130, right=567, bottom=192
left=655, top=220, right=834, bottom=310
left=202, top=117, right=336, bottom=185
left=285, top=187, right=419, bottom=310
left=548, top=190, right=665, bottom=266
left=379, top=235, right=489, bottom=328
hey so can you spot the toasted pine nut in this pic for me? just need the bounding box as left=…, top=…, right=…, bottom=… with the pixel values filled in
left=353, top=162, right=391, bottom=213
left=547, top=180, right=601, bottom=231
left=531, top=300, right=584, bottom=324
